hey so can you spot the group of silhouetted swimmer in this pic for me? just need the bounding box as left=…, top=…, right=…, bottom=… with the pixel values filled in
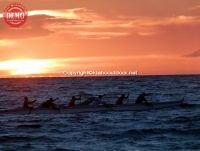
left=23, top=93, right=151, bottom=110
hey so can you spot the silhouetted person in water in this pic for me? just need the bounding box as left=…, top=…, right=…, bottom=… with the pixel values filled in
left=68, top=96, right=81, bottom=107
left=116, top=94, right=129, bottom=105
left=40, top=98, right=58, bottom=109
left=23, top=96, right=37, bottom=110
left=135, top=93, right=151, bottom=105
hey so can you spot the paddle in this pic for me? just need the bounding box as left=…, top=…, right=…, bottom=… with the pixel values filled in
left=29, top=97, right=61, bottom=114
left=27, top=99, right=37, bottom=114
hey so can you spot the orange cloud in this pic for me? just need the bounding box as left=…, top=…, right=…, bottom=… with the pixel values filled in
left=1, top=6, right=199, bottom=41
left=28, top=8, right=98, bottom=20
left=79, top=32, right=130, bottom=39
left=189, top=5, right=200, bottom=11
left=0, top=40, right=16, bottom=47
left=185, top=49, right=200, bottom=57
left=0, top=59, right=64, bottom=76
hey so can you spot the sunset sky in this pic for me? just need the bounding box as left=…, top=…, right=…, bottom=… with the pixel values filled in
left=0, top=0, right=200, bottom=77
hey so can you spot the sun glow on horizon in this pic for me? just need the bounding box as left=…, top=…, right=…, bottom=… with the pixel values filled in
left=0, top=59, right=53, bottom=75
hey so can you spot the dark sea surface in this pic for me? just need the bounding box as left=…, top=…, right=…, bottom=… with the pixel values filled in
left=0, top=76, right=199, bottom=151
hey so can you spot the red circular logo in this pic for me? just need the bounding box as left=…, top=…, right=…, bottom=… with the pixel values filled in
left=3, top=3, right=28, bottom=27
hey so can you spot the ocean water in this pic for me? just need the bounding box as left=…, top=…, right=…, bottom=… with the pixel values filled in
left=0, top=76, right=199, bottom=151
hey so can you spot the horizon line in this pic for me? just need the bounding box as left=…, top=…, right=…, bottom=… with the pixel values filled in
left=0, top=73, right=199, bottom=79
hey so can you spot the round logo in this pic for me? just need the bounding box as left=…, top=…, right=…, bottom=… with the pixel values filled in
left=3, top=3, right=28, bottom=27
